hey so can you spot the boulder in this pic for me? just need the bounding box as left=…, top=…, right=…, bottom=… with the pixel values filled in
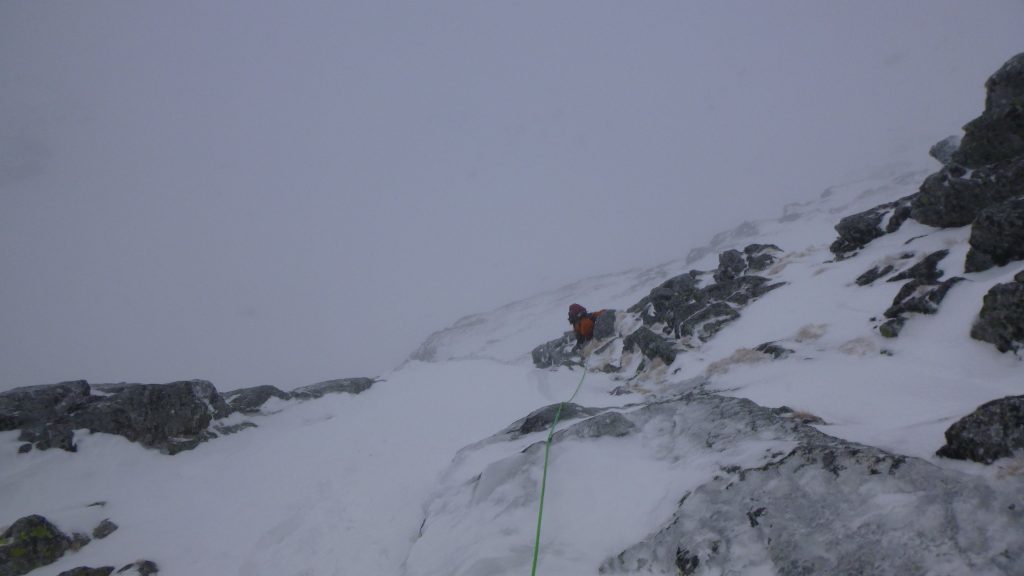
left=91, top=519, right=118, bottom=540
left=964, top=196, right=1024, bottom=272
left=592, top=309, right=617, bottom=341
left=289, top=378, right=376, bottom=400
left=70, top=380, right=231, bottom=454
left=829, top=198, right=914, bottom=258
left=222, top=385, right=291, bottom=414
left=531, top=333, right=579, bottom=369
left=937, top=395, right=1024, bottom=464
left=970, top=271, right=1024, bottom=352
left=116, top=561, right=158, bottom=575
left=879, top=251, right=963, bottom=337
left=855, top=264, right=895, bottom=286
left=623, top=327, right=677, bottom=366
left=929, top=135, right=961, bottom=165
left=499, top=403, right=605, bottom=439
left=743, top=243, right=782, bottom=272
left=0, top=515, right=71, bottom=576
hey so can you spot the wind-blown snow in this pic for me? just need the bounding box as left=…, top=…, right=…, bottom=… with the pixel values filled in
left=1, top=161, right=1022, bottom=575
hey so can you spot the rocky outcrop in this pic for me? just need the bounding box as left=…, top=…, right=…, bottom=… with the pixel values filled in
left=0, top=515, right=71, bottom=576
left=1, top=380, right=233, bottom=454
left=289, top=378, right=376, bottom=400
left=970, top=271, right=1024, bottom=353
left=953, top=52, right=1024, bottom=168
left=964, top=196, right=1024, bottom=272
left=829, top=197, right=913, bottom=258
left=223, top=385, right=291, bottom=414
left=628, top=245, right=784, bottom=345
left=116, top=561, right=158, bottom=575
left=415, top=392, right=1023, bottom=576
left=937, top=395, right=1024, bottom=464
left=622, top=327, right=677, bottom=367
left=911, top=53, right=1024, bottom=228
left=878, top=250, right=963, bottom=338
left=531, top=333, right=579, bottom=369
left=497, top=403, right=605, bottom=440
left=70, top=380, right=231, bottom=455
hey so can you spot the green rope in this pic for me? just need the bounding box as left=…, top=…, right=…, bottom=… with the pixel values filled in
left=530, top=360, right=588, bottom=576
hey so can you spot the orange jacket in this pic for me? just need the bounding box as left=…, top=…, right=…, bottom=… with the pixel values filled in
left=572, top=309, right=605, bottom=344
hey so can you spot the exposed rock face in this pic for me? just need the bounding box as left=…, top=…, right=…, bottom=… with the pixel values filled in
left=0, top=515, right=71, bottom=576
left=222, top=385, right=291, bottom=414
left=71, top=380, right=231, bottom=455
left=592, top=309, right=617, bottom=341
left=954, top=52, right=1024, bottom=167
left=965, top=196, right=1024, bottom=272
left=622, top=327, right=677, bottom=366
left=829, top=197, right=914, bottom=259
left=971, top=271, right=1024, bottom=352
left=878, top=250, right=963, bottom=338
left=937, top=395, right=1024, bottom=464
left=116, top=561, right=158, bottom=575
left=912, top=53, right=1024, bottom=228
left=628, top=245, right=784, bottom=344
left=289, top=378, right=375, bottom=400
left=0, top=381, right=90, bottom=434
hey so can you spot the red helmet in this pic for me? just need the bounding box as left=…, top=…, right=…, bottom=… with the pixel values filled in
left=568, top=303, right=587, bottom=323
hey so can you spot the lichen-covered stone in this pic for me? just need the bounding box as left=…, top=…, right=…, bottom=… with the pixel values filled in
left=937, top=395, right=1024, bottom=464
left=0, top=515, right=71, bottom=576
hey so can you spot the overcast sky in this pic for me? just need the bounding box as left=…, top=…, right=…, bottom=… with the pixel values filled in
left=1, top=1, right=1022, bottom=392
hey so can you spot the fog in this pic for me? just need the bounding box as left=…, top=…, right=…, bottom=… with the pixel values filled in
left=2, top=1, right=1022, bottom=391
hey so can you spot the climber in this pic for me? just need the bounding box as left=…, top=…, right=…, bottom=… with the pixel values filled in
left=568, top=303, right=605, bottom=349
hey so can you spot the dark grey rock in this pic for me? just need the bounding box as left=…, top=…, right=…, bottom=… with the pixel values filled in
left=16, top=444, right=30, bottom=454
left=953, top=53, right=1024, bottom=168
left=754, top=342, right=794, bottom=360
left=829, top=199, right=914, bottom=258
left=887, top=249, right=949, bottom=284
left=289, top=378, right=375, bottom=400
left=971, top=274, right=1024, bottom=352
left=743, top=243, right=782, bottom=272
left=0, top=515, right=71, bottom=576
left=929, top=135, right=961, bottom=165
left=499, top=403, right=606, bottom=439
left=18, top=424, right=75, bottom=452
left=964, top=196, right=1024, bottom=272
left=592, top=309, right=617, bottom=341
left=911, top=158, right=1024, bottom=227
left=628, top=261, right=783, bottom=346
left=855, top=264, right=894, bottom=286
left=0, top=380, right=91, bottom=432
left=623, top=327, right=677, bottom=366
left=531, top=333, right=579, bottom=369
left=885, top=277, right=964, bottom=320
left=550, top=411, right=636, bottom=442
left=714, top=249, right=748, bottom=283
left=222, top=385, right=291, bottom=414
left=69, top=380, right=231, bottom=454
left=58, top=568, right=114, bottom=576
left=212, top=421, right=258, bottom=436
left=91, top=519, right=118, bottom=540
left=116, top=561, right=158, bottom=575
left=68, top=533, right=90, bottom=551
left=937, top=395, right=1024, bottom=464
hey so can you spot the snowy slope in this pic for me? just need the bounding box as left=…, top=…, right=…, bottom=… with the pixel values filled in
left=2, top=159, right=1023, bottom=576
